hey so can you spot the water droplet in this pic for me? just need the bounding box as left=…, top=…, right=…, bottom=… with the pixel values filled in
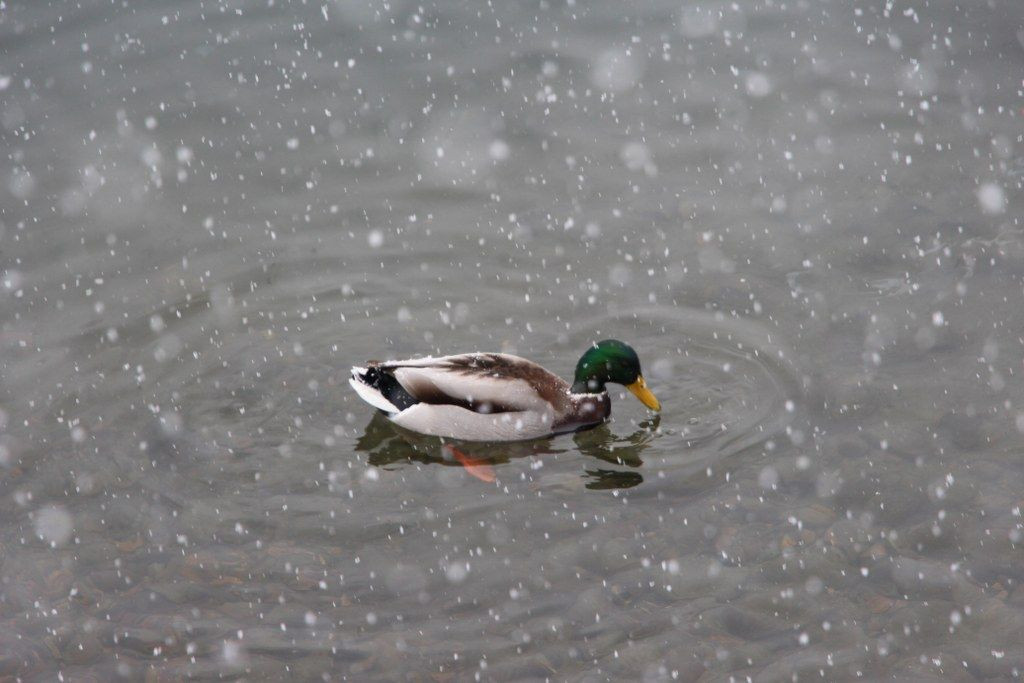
left=758, top=466, right=779, bottom=490
left=590, top=48, right=644, bottom=93
left=35, top=505, right=73, bottom=547
left=745, top=72, right=772, bottom=98
left=488, top=139, right=510, bottom=161
left=678, top=5, right=719, bottom=38
left=445, top=563, right=468, bottom=583
left=977, top=183, right=1006, bottom=215
left=221, top=640, right=246, bottom=667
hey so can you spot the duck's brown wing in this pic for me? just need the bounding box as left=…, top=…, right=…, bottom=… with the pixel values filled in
left=376, top=353, right=567, bottom=413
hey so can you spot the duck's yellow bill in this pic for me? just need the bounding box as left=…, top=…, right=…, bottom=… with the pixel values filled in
left=627, top=376, right=661, bottom=411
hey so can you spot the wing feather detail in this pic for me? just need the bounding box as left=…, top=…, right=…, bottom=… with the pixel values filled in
left=371, top=353, right=564, bottom=414
left=391, top=366, right=548, bottom=413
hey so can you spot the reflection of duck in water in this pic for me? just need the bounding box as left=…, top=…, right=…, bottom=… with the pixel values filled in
left=349, top=339, right=660, bottom=442
left=355, top=402, right=660, bottom=490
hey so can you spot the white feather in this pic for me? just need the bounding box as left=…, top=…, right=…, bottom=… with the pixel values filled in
left=391, top=366, right=548, bottom=412
left=373, top=356, right=443, bottom=368
left=350, top=353, right=575, bottom=441
left=348, top=373, right=399, bottom=413
left=390, top=403, right=554, bottom=441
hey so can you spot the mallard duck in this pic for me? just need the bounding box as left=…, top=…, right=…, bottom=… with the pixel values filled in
left=349, top=339, right=660, bottom=442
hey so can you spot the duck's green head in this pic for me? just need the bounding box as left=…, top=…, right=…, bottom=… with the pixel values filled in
left=571, top=339, right=661, bottom=411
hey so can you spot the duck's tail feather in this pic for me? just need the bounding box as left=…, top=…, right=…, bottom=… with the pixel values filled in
left=349, top=366, right=419, bottom=413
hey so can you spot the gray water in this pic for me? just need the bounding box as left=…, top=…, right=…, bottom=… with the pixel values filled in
left=2, top=0, right=1023, bottom=680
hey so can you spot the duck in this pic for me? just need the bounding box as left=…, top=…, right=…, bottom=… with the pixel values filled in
left=349, top=339, right=660, bottom=442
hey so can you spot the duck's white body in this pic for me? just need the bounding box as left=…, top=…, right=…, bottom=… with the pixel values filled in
left=349, top=353, right=610, bottom=442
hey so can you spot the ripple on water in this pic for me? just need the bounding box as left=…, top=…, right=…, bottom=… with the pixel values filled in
left=573, top=304, right=803, bottom=462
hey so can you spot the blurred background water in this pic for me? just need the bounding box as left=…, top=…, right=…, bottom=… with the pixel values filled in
left=2, top=0, right=1023, bottom=680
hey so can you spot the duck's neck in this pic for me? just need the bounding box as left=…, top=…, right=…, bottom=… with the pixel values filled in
left=570, top=379, right=605, bottom=395
left=555, top=390, right=612, bottom=433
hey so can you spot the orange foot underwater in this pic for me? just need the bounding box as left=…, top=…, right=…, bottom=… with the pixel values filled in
left=443, top=444, right=496, bottom=483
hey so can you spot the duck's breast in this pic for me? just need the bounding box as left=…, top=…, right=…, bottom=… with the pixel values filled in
left=390, top=403, right=556, bottom=442
left=553, top=393, right=611, bottom=434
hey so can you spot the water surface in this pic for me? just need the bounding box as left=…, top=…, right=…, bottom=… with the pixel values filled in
left=2, top=0, right=1024, bottom=680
